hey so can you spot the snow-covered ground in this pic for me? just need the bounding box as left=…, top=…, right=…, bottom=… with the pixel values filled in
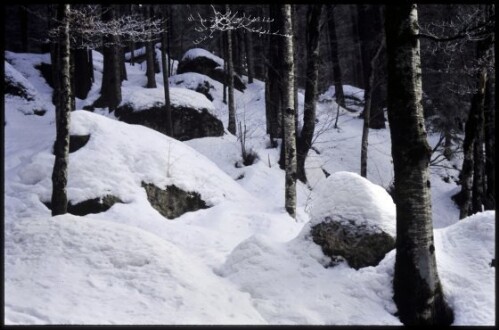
left=4, top=49, right=495, bottom=325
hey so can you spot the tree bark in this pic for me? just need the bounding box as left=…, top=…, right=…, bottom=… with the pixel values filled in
left=296, top=4, right=323, bottom=184
left=360, top=39, right=385, bottom=178
left=459, top=60, right=489, bottom=218
left=358, top=5, right=386, bottom=129
left=328, top=5, right=345, bottom=108
left=94, top=4, right=121, bottom=111
left=51, top=4, right=71, bottom=216
left=73, top=47, right=93, bottom=99
left=145, top=5, right=157, bottom=89
left=472, top=70, right=486, bottom=214
left=281, top=5, right=297, bottom=219
left=160, top=7, right=173, bottom=137
left=226, top=4, right=237, bottom=135
left=244, top=29, right=255, bottom=84
left=385, top=4, right=454, bottom=325
left=349, top=5, right=364, bottom=89
left=19, top=5, right=29, bottom=52
left=266, top=4, right=283, bottom=143
left=483, top=74, right=495, bottom=210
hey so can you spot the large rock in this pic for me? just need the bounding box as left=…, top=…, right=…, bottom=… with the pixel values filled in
left=115, top=104, right=224, bottom=141
left=44, top=195, right=122, bottom=216
left=310, top=216, right=395, bottom=269
left=177, top=48, right=246, bottom=92
left=142, top=182, right=208, bottom=219
left=308, top=171, right=396, bottom=269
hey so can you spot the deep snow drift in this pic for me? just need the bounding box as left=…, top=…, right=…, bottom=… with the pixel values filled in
left=4, top=49, right=495, bottom=325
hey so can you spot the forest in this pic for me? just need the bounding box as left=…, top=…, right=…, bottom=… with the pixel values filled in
left=3, top=3, right=495, bottom=325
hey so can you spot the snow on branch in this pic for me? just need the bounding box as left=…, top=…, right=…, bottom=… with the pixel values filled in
left=188, top=5, right=292, bottom=45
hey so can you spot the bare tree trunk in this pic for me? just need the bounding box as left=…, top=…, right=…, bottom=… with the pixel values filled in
left=266, top=4, right=283, bottom=143
left=221, top=31, right=227, bottom=105
left=328, top=5, right=345, bottom=108
left=226, top=4, right=236, bottom=135
left=145, top=5, right=157, bottom=89
left=160, top=8, right=173, bottom=138
left=361, top=39, right=384, bottom=178
left=472, top=69, right=486, bottom=214
left=245, top=29, right=255, bottom=84
left=94, top=4, right=121, bottom=111
left=296, top=4, right=323, bottom=184
left=74, top=47, right=93, bottom=99
left=51, top=4, right=71, bottom=216
left=281, top=4, right=297, bottom=218
left=349, top=5, right=364, bottom=88
left=459, top=65, right=488, bottom=219
left=20, top=5, right=29, bottom=52
left=483, top=74, right=495, bottom=210
left=385, top=4, right=454, bottom=325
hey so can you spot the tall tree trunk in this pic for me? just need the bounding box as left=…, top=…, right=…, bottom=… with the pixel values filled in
left=160, top=7, right=173, bottom=138
left=386, top=4, right=454, bottom=325
left=222, top=32, right=227, bottom=105
left=472, top=70, right=486, bottom=214
left=94, top=4, right=121, bottom=111
left=483, top=74, right=495, bottom=210
left=296, top=4, right=323, bottom=184
left=459, top=51, right=489, bottom=219
left=245, top=30, right=255, bottom=84
left=19, top=5, right=29, bottom=52
left=281, top=4, right=297, bottom=219
left=266, top=4, right=283, bottom=143
left=226, top=4, right=237, bottom=135
left=292, top=5, right=299, bottom=136
left=145, top=5, right=157, bottom=88
left=361, top=39, right=385, bottom=178
left=328, top=5, right=345, bottom=108
left=358, top=5, right=386, bottom=129
left=74, top=48, right=93, bottom=99
left=51, top=4, right=71, bottom=216
left=349, top=5, right=364, bottom=89
left=49, top=4, right=60, bottom=108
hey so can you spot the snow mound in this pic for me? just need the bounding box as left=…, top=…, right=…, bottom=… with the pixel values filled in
left=17, top=110, right=252, bottom=207
left=122, top=86, right=215, bottom=113
left=181, top=48, right=224, bottom=67
left=435, top=211, right=495, bottom=325
left=218, top=234, right=400, bottom=325
left=309, top=171, right=396, bottom=237
left=4, top=214, right=265, bottom=324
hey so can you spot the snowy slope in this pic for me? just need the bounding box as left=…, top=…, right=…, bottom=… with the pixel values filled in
left=4, top=49, right=495, bottom=325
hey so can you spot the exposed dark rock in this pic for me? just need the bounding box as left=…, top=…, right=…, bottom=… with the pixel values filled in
left=115, top=104, right=224, bottom=141
left=142, top=182, right=208, bottom=219
left=52, top=134, right=91, bottom=154
left=43, top=195, right=122, bottom=216
left=195, top=81, right=214, bottom=101
left=33, top=109, right=46, bottom=116
left=310, top=217, right=395, bottom=269
left=5, top=75, right=34, bottom=100
left=177, top=55, right=246, bottom=92
left=69, top=135, right=91, bottom=153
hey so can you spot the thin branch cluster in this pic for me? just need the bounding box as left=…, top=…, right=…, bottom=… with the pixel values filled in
left=188, top=5, right=292, bottom=45
left=45, top=5, right=165, bottom=49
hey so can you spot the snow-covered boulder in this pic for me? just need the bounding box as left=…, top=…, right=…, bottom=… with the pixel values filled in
left=116, top=87, right=224, bottom=141
left=5, top=61, right=36, bottom=101
left=308, top=171, right=396, bottom=269
left=177, top=48, right=246, bottom=92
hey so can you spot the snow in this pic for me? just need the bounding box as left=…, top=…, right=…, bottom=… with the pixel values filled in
left=123, top=86, right=215, bottom=113
left=4, top=49, right=494, bottom=325
left=181, top=47, right=225, bottom=67
left=309, top=171, right=396, bottom=237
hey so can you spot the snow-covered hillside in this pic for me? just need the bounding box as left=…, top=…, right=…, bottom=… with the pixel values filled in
left=4, top=50, right=495, bottom=325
